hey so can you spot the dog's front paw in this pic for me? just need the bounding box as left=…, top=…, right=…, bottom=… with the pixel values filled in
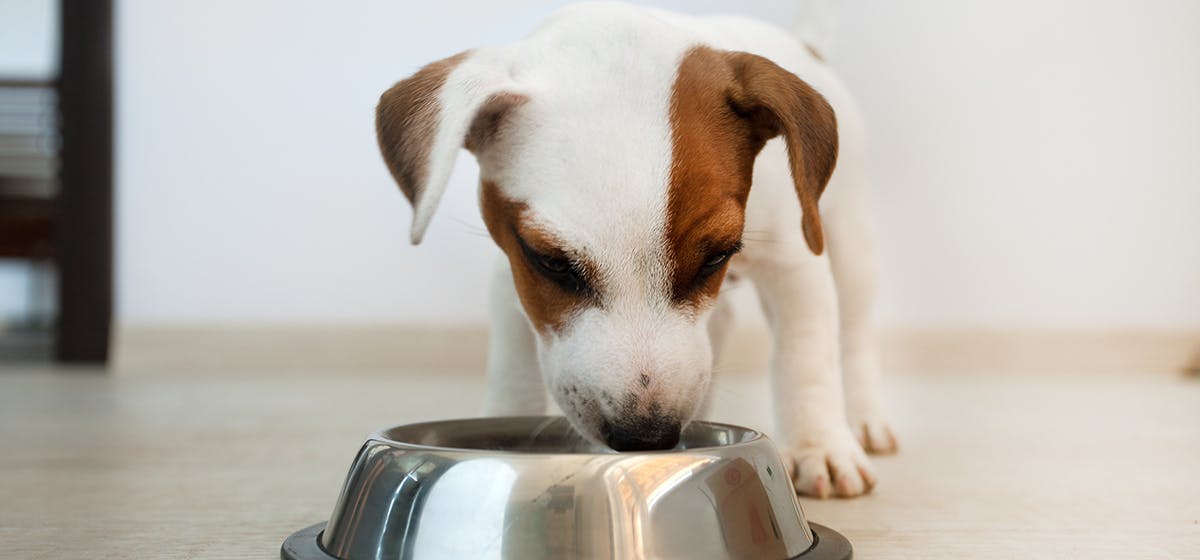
left=850, top=415, right=899, bottom=455
left=781, top=428, right=876, bottom=499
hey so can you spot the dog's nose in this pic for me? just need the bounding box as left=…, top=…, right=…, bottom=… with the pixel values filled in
left=603, top=416, right=682, bottom=451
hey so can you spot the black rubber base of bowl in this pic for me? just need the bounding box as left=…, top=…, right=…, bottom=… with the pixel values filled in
left=281, top=521, right=852, bottom=560
left=281, top=523, right=331, bottom=560
left=800, top=523, right=854, bottom=560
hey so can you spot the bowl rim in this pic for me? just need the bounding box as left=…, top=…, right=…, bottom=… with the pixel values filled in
left=366, top=415, right=768, bottom=456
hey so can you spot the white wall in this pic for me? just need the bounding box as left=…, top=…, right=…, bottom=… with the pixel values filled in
left=832, top=0, right=1200, bottom=328
left=115, top=0, right=1200, bottom=329
left=0, top=0, right=56, bottom=78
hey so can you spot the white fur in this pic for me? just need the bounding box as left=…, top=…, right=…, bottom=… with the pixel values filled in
left=473, top=7, right=716, bottom=442
left=409, top=2, right=895, bottom=497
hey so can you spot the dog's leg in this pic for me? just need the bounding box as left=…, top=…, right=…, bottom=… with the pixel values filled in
left=696, top=289, right=737, bottom=420
left=707, top=288, right=737, bottom=363
left=824, top=174, right=898, bottom=455
left=748, top=248, right=875, bottom=498
left=481, top=257, right=547, bottom=416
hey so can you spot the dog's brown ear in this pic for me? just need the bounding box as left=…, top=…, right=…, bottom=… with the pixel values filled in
left=722, top=51, right=838, bottom=255
left=376, top=50, right=526, bottom=244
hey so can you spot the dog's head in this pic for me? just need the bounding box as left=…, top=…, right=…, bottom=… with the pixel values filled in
left=375, top=23, right=837, bottom=451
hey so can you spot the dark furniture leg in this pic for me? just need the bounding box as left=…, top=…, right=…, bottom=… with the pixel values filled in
left=56, top=0, right=114, bottom=363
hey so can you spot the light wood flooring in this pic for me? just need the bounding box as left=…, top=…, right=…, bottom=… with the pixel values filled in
left=2, top=367, right=1197, bottom=558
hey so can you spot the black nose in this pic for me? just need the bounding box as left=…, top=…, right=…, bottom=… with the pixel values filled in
left=603, top=416, right=682, bottom=451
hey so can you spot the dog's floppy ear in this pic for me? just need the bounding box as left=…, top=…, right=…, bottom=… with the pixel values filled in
left=723, top=51, right=838, bottom=255
left=376, top=50, right=526, bottom=244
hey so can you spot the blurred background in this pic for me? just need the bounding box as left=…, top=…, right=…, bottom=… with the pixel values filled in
left=1, top=0, right=1197, bottom=373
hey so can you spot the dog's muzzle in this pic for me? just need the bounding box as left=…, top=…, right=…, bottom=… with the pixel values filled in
left=602, top=415, right=682, bottom=451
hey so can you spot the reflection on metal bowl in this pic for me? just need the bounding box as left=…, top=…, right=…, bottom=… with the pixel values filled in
left=282, top=416, right=852, bottom=560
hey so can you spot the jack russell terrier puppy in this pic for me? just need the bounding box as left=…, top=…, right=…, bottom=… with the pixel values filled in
left=375, top=2, right=896, bottom=498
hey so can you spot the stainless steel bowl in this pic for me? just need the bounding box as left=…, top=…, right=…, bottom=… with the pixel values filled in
left=282, top=416, right=851, bottom=560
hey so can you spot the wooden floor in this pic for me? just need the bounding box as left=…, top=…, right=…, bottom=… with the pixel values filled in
left=2, top=367, right=1197, bottom=559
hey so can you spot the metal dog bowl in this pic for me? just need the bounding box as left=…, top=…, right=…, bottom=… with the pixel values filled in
left=282, top=416, right=851, bottom=560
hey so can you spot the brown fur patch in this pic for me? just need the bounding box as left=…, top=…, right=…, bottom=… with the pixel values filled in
left=667, top=48, right=760, bottom=308
left=376, top=50, right=471, bottom=204
left=479, top=181, right=594, bottom=335
left=465, top=92, right=528, bottom=153
left=666, top=47, right=838, bottom=303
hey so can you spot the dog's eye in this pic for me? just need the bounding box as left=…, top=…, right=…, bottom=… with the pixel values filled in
left=537, top=255, right=571, bottom=274
left=533, top=255, right=591, bottom=295
left=702, top=252, right=730, bottom=270
left=696, top=241, right=743, bottom=280
left=516, top=234, right=593, bottom=297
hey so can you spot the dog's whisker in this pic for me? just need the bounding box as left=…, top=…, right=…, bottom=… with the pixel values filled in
left=554, top=423, right=594, bottom=450
left=528, top=415, right=559, bottom=445
left=448, top=217, right=490, bottom=237
left=740, top=236, right=783, bottom=244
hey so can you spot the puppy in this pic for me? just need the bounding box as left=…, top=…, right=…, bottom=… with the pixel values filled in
left=375, top=2, right=896, bottom=498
